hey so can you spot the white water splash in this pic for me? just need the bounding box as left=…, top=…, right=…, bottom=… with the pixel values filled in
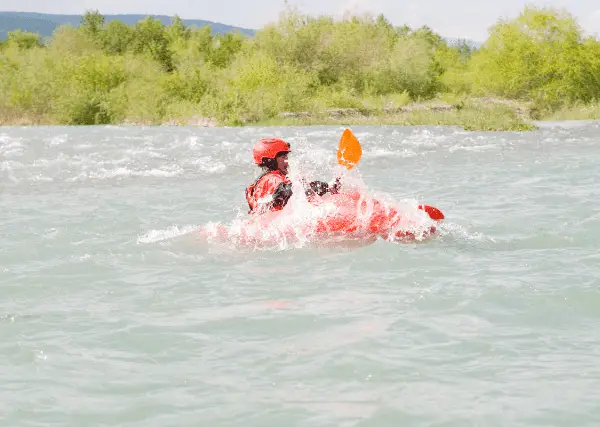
left=137, top=224, right=201, bottom=244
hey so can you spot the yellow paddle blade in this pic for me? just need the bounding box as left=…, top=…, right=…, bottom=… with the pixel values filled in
left=337, top=128, right=362, bottom=170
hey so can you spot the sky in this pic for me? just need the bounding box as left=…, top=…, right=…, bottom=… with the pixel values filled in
left=2, top=0, right=600, bottom=42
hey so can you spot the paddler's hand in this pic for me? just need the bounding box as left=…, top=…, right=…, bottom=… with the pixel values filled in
left=330, top=177, right=341, bottom=194
left=308, top=180, right=329, bottom=196
left=304, top=178, right=341, bottom=197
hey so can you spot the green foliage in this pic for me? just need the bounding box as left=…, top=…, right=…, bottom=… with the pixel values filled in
left=101, top=20, right=135, bottom=55
left=166, top=16, right=191, bottom=44
left=3, top=5, right=600, bottom=128
left=209, top=32, right=245, bottom=68
left=80, top=10, right=105, bottom=39
left=129, top=17, right=174, bottom=71
left=161, top=60, right=215, bottom=104
left=6, top=29, right=43, bottom=49
left=197, top=49, right=317, bottom=124
left=467, top=6, right=599, bottom=113
left=48, top=25, right=99, bottom=56
left=104, top=55, right=170, bottom=124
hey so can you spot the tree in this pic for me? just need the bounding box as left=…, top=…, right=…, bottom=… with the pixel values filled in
left=130, top=17, right=174, bottom=71
left=80, top=10, right=105, bottom=39
left=6, top=30, right=43, bottom=49
left=468, top=5, right=585, bottom=108
left=102, top=20, right=134, bottom=55
left=166, top=15, right=191, bottom=44
left=209, top=32, right=244, bottom=68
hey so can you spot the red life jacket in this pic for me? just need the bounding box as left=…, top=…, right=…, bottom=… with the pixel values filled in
left=245, top=170, right=292, bottom=214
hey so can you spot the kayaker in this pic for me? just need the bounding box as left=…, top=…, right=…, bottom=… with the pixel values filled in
left=245, top=137, right=341, bottom=214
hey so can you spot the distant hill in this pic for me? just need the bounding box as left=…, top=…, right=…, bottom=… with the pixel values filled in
left=0, top=11, right=256, bottom=40
left=0, top=11, right=482, bottom=49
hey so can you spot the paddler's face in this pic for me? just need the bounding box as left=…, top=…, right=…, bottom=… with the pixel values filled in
left=276, top=153, right=289, bottom=174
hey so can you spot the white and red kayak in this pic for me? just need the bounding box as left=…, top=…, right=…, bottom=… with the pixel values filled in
left=200, top=188, right=444, bottom=248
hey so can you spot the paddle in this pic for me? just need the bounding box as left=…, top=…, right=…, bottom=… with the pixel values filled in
left=337, top=128, right=363, bottom=170
left=335, top=128, right=445, bottom=221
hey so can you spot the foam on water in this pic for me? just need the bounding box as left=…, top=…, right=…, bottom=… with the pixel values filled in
left=137, top=224, right=202, bottom=244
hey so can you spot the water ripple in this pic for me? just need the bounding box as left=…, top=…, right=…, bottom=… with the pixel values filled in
left=1, top=124, right=599, bottom=427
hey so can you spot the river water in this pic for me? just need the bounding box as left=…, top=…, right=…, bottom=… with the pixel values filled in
left=1, top=122, right=599, bottom=426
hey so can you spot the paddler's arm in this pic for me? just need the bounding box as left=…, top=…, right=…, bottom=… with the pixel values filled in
left=272, top=181, right=293, bottom=209
left=252, top=174, right=294, bottom=211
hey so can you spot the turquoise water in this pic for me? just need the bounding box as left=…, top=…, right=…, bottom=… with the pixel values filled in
left=1, top=123, right=599, bottom=426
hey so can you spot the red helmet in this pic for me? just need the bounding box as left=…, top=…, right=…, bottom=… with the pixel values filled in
left=252, top=138, right=291, bottom=165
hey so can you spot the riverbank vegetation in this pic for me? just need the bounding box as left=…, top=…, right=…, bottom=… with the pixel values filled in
left=1, top=5, right=599, bottom=130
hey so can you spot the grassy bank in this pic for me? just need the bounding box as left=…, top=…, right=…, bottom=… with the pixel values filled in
left=540, top=102, right=600, bottom=121
left=0, top=96, right=536, bottom=131
left=1, top=6, right=599, bottom=130
left=257, top=98, right=536, bottom=131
